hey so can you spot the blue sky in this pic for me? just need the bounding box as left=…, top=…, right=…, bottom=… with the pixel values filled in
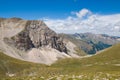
left=0, top=0, right=120, bottom=36
left=0, top=0, right=120, bottom=19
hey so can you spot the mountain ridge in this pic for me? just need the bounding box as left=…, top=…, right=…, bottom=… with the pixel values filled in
left=61, top=33, right=120, bottom=54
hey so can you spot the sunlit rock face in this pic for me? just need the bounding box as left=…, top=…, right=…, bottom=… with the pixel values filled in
left=4, top=19, right=67, bottom=53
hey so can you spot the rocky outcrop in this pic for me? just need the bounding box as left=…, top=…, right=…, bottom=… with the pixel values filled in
left=5, top=20, right=67, bottom=53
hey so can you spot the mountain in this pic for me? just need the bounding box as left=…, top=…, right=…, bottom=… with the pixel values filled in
left=62, top=33, right=120, bottom=54
left=0, top=17, right=84, bottom=65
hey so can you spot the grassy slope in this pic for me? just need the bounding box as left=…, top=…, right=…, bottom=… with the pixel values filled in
left=0, top=43, right=120, bottom=79
left=0, top=52, right=45, bottom=78
left=53, top=43, right=120, bottom=71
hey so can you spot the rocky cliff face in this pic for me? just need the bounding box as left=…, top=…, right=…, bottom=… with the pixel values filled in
left=4, top=20, right=67, bottom=53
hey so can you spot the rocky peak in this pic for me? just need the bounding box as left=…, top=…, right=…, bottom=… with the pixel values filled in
left=8, top=17, right=23, bottom=22
left=5, top=20, right=67, bottom=53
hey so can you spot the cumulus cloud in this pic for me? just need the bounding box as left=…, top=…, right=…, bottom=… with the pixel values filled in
left=44, top=8, right=120, bottom=36
left=76, top=8, right=92, bottom=18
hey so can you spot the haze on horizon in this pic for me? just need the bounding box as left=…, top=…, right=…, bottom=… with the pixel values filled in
left=0, top=0, right=120, bottom=36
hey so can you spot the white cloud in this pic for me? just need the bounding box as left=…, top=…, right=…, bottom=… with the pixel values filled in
left=76, top=8, right=92, bottom=18
left=44, top=9, right=120, bottom=36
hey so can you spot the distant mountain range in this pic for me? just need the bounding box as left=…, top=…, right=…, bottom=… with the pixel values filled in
left=62, top=33, right=120, bottom=54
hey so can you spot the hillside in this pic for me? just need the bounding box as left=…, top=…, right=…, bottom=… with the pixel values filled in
left=50, top=43, right=120, bottom=79
left=0, top=43, right=120, bottom=79
left=54, top=43, right=120, bottom=68
left=0, top=51, right=42, bottom=78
